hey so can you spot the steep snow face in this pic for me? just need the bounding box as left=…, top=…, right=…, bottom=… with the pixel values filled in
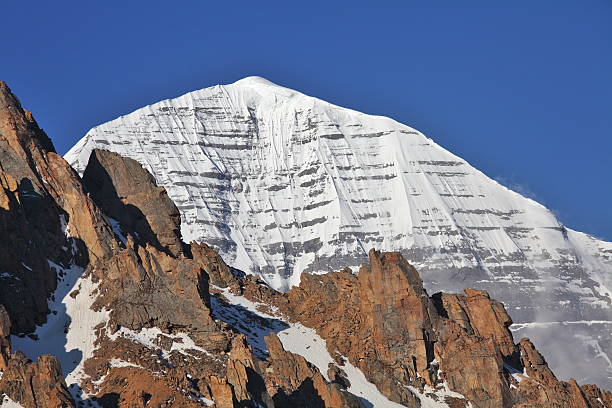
left=66, top=76, right=612, bottom=388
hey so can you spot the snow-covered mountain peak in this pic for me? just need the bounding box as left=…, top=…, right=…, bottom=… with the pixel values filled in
left=225, top=76, right=403, bottom=129
left=231, top=75, right=282, bottom=87
left=65, top=79, right=612, bottom=389
left=224, top=75, right=303, bottom=107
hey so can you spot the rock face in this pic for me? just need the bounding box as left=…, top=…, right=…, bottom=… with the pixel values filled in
left=252, top=249, right=612, bottom=408
left=357, top=252, right=437, bottom=381
left=82, top=149, right=184, bottom=258
left=0, top=353, right=74, bottom=408
left=514, top=338, right=612, bottom=407
left=0, top=81, right=121, bottom=406
left=0, top=81, right=611, bottom=407
left=65, top=76, right=612, bottom=389
left=0, top=305, right=74, bottom=407
left=262, top=334, right=363, bottom=408
left=0, top=81, right=118, bottom=334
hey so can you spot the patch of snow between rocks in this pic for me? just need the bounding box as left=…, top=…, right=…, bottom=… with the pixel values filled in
left=10, top=261, right=109, bottom=401
left=1, top=395, right=25, bottom=408
left=409, top=384, right=473, bottom=408
left=107, top=326, right=211, bottom=361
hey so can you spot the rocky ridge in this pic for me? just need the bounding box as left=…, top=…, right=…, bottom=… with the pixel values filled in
left=234, top=249, right=612, bottom=407
left=0, top=81, right=609, bottom=407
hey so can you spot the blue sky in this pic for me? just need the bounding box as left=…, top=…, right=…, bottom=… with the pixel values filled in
left=1, top=1, right=610, bottom=240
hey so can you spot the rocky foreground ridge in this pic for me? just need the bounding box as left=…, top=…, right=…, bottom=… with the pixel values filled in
left=0, top=81, right=610, bottom=407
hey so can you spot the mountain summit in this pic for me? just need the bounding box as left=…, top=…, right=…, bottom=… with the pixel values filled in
left=65, top=77, right=612, bottom=389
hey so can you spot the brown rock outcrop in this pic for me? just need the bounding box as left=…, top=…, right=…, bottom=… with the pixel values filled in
left=0, top=81, right=54, bottom=159
left=511, top=338, right=612, bottom=407
left=434, top=318, right=512, bottom=407
left=93, top=367, right=205, bottom=408
left=265, top=249, right=612, bottom=408
left=278, top=250, right=441, bottom=406
left=262, top=334, right=364, bottom=408
left=77, top=151, right=232, bottom=352
left=581, top=384, right=612, bottom=407
left=519, top=338, right=558, bottom=386
left=0, top=82, right=118, bottom=333
left=463, top=288, right=516, bottom=361
left=357, top=251, right=438, bottom=379
left=0, top=82, right=117, bottom=264
left=0, top=305, right=10, bottom=371
left=93, top=235, right=229, bottom=351
left=36, top=151, right=118, bottom=263
left=82, top=148, right=184, bottom=257
left=432, top=290, right=515, bottom=406
left=0, top=353, right=74, bottom=408
left=0, top=303, right=74, bottom=407
left=0, top=147, right=68, bottom=333
left=191, top=242, right=243, bottom=291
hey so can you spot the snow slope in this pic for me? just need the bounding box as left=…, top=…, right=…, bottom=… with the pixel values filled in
left=10, top=261, right=108, bottom=403
left=65, top=76, right=612, bottom=389
left=1, top=395, right=24, bottom=408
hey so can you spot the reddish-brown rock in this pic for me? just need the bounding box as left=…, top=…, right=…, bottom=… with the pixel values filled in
left=0, top=82, right=119, bottom=334
left=463, top=288, right=516, bottom=360
left=274, top=249, right=612, bottom=408
left=93, top=236, right=229, bottom=352
left=191, top=242, right=243, bottom=291
left=82, top=149, right=184, bottom=257
left=519, top=338, right=558, bottom=386
left=93, top=367, right=203, bottom=408
left=358, top=250, right=438, bottom=379
left=208, top=376, right=235, bottom=408
left=281, top=250, right=435, bottom=407
left=263, top=333, right=364, bottom=408
left=580, top=383, right=612, bottom=407
left=435, top=318, right=512, bottom=408
left=0, top=305, right=10, bottom=371
left=0, top=353, right=74, bottom=408
left=0, top=81, right=54, bottom=160
left=0, top=303, right=74, bottom=407
left=432, top=290, right=515, bottom=407
left=510, top=338, right=612, bottom=407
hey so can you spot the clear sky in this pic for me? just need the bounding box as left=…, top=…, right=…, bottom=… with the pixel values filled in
left=1, top=1, right=610, bottom=240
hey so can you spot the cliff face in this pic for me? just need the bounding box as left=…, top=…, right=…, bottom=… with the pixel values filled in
left=82, top=149, right=185, bottom=258
left=0, top=81, right=610, bottom=407
left=0, top=81, right=119, bottom=334
left=0, top=305, right=74, bottom=407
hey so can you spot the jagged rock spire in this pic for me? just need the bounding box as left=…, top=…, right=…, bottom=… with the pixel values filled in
left=0, top=81, right=55, bottom=155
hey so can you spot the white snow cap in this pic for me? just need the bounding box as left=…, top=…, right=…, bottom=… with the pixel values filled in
left=65, top=75, right=612, bottom=390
